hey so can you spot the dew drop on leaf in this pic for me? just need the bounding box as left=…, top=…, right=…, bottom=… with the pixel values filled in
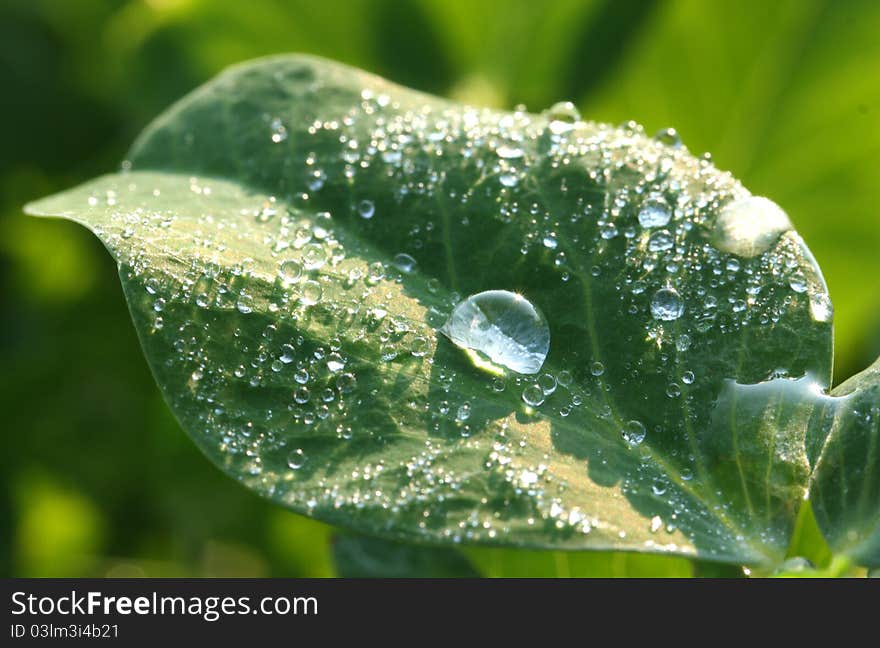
left=357, top=199, right=375, bottom=219
left=392, top=252, right=417, bottom=274
left=650, top=287, right=684, bottom=321
left=440, top=290, right=550, bottom=375
left=287, top=448, right=306, bottom=470
left=622, top=420, right=646, bottom=446
left=712, top=196, right=792, bottom=257
left=638, top=193, right=672, bottom=228
left=521, top=384, right=545, bottom=407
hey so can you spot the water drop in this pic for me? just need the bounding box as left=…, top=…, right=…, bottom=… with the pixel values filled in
left=496, top=145, right=524, bottom=159
left=410, top=336, right=429, bottom=357
left=302, top=243, right=327, bottom=270
left=789, top=272, right=808, bottom=293
left=336, top=372, right=357, bottom=393
left=280, top=344, right=296, bottom=364
left=392, top=253, right=417, bottom=274
left=648, top=229, right=674, bottom=252
left=279, top=259, right=302, bottom=284
left=300, top=280, right=322, bottom=306
left=809, top=292, right=833, bottom=323
left=236, top=294, right=254, bottom=314
left=270, top=117, right=287, bottom=143
left=499, top=172, right=519, bottom=187
left=590, top=361, right=605, bottom=377
left=326, top=353, right=345, bottom=372
left=357, top=199, right=375, bottom=219
left=622, top=420, right=646, bottom=446
left=543, top=101, right=581, bottom=134
left=522, top=384, right=545, bottom=407
left=440, top=290, right=550, bottom=375
left=538, top=373, right=557, bottom=395
left=651, top=287, right=684, bottom=321
left=653, top=127, right=682, bottom=147
left=638, top=194, right=672, bottom=228
left=712, top=196, right=792, bottom=257
left=287, top=448, right=306, bottom=469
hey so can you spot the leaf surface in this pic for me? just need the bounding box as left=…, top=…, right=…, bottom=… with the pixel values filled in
left=26, top=55, right=837, bottom=566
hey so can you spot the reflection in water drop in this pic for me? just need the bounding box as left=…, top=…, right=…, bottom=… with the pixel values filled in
left=440, top=290, right=550, bottom=375
left=712, top=196, right=792, bottom=258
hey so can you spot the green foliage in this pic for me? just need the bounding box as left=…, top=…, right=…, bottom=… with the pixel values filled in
left=3, top=0, right=879, bottom=578
left=26, top=56, right=880, bottom=571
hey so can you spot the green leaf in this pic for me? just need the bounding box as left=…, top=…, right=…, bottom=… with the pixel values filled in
left=334, top=534, right=478, bottom=578
left=809, top=357, right=880, bottom=567
left=25, top=55, right=836, bottom=566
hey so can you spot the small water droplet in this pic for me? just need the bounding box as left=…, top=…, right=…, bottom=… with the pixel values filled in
left=638, top=194, right=672, bottom=228
left=302, top=243, right=327, bottom=270
left=648, top=230, right=674, bottom=252
left=280, top=344, right=296, bottom=364
left=653, top=127, right=682, bottom=147
left=300, top=280, right=322, bottom=306
left=622, top=420, right=646, bottom=446
left=326, top=353, right=345, bottom=372
left=392, top=253, right=417, bottom=274
left=651, top=287, right=684, bottom=321
left=270, top=117, right=288, bottom=143
left=287, top=448, right=306, bottom=469
left=538, top=373, right=557, bottom=395
left=279, top=259, right=303, bottom=284
left=236, top=294, right=254, bottom=314
left=789, top=272, right=808, bottom=293
left=357, top=199, right=375, bottom=219
left=522, top=384, right=545, bottom=407
left=650, top=515, right=664, bottom=533
left=496, top=145, right=524, bottom=159
left=543, top=101, right=581, bottom=134
left=590, top=361, right=605, bottom=377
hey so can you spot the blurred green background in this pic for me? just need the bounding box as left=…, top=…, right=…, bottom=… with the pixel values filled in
left=2, top=0, right=879, bottom=578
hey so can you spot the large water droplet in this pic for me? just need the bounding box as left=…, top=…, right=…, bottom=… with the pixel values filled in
left=712, top=196, right=792, bottom=258
left=440, top=290, right=550, bottom=375
left=650, top=287, right=684, bottom=321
